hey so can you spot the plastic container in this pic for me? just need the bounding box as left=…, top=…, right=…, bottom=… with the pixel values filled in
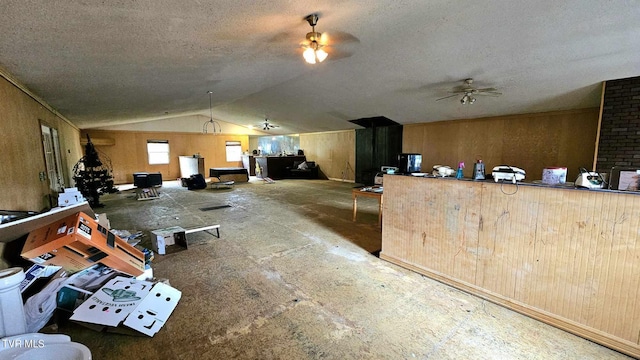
left=473, top=160, right=485, bottom=180
left=456, top=162, right=465, bottom=179
left=542, top=167, right=567, bottom=185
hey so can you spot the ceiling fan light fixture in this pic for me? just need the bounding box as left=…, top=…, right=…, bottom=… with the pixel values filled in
left=303, top=14, right=328, bottom=64
left=436, top=78, right=501, bottom=104
left=460, top=93, right=476, bottom=105
left=304, top=45, right=328, bottom=64
left=260, top=118, right=278, bottom=131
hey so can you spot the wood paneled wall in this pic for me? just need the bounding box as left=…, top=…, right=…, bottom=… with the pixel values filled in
left=300, top=130, right=355, bottom=181
left=403, top=108, right=599, bottom=181
left=0, top=76, right=82, bottom=211
left=382, top=175, right=640, bottom=358
left=81, top=130, right=249, bottom=184
left=0, top=76, right=82, bottom=269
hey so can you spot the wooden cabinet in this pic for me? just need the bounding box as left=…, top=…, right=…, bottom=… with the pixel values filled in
left=254, top=156, right=305, bottom=179
left=355, top=125, right=402, bottom=185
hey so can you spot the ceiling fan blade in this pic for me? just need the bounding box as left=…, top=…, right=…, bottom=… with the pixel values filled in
left=322, top=31, right=360, bottom=44
left=475, top=91, right=502, bottom=96
left=436, top=93, right=460, bottom=101
left=267, top=30, right=299, bottom=44
left=318, top=32, right=330, bottom=46
left=476, top=87, right=499, bottom=92
left=324, top=47, right=354, bottom=60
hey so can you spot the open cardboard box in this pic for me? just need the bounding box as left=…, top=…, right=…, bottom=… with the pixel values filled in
left=69, top=276, right=181, bottom=336
left=21, top=211, right=145, bottom=276
left=0, top=201, right=94, bottom=244
left=150, top=226, right=187, bottom=255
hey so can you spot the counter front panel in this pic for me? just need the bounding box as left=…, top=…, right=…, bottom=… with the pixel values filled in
left=381, top=175, right=640, bottom=358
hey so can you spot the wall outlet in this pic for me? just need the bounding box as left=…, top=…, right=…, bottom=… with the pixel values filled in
left=39, top=171, right=46, bottom=181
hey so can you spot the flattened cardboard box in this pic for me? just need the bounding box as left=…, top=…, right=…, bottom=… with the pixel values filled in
left=21, top=211, right=145, bottom=276
left=70, top=276, right=181, bottom=336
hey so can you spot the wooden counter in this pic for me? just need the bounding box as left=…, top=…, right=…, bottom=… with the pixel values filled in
left=381, top=175, right=640, bottom=358
left=254, top=155, right=305, bottom=179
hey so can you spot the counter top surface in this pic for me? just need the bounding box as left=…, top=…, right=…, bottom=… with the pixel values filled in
left=392, top=173, right=640, bottom=195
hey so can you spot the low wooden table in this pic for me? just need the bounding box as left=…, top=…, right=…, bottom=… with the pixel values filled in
left=352, top=187, right=383, bottom=227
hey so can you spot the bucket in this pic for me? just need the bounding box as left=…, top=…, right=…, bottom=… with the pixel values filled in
left=0, top=267, right=27, bottom=337
left=542, top=167, right=567, bottom=185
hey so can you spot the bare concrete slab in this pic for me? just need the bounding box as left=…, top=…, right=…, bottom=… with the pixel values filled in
left=57, top=179, right=631, bottom=359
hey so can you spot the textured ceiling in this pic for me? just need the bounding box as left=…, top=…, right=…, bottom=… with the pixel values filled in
left=1, top=1, right=639, bottom=134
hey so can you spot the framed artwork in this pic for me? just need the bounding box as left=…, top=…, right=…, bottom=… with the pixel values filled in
left=609, top=167, right=640, bottom=191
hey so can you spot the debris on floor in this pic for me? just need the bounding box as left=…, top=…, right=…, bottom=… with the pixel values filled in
left=0, top=201, right=182, bottom=339
left=70, top=276, right=181, bottom=337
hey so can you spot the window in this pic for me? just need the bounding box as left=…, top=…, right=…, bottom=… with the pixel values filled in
left=147, top=140, right=170, bottom=165
left=225, top=141, right=242, bottom=162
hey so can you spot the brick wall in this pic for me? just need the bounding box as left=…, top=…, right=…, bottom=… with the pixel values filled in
left=596, top=76, right=640, bottom=173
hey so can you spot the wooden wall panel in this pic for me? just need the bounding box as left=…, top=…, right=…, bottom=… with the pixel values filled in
left=381, top=175, right=640, bottom=357
left=82, top=130, right=249, bottom=184
left=300, top=130, right=355, bottom=181
left=403, top=109, right=599, bottom=181
left=0, top=76, right=82, bottom=269
left=0, top=76, right=81, bottom=211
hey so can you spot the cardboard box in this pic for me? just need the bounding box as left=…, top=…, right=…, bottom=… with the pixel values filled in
left=19, top=264, right=62, bottom=293
left=70, top=276, right=181, bottom=336
left=21, top=212, right=145, bottom=276
left=96, top=213, right=110, bottom=229
left=150, top=226, right=187, bottom=255
left=0, top=201, right=93, bottom=244
left=58, top=188, right=85, bottom=207
left=57, top=264, right=153, bottom=314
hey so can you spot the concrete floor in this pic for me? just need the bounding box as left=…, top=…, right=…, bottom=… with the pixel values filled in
left=57, top=178, right=631, bottom=360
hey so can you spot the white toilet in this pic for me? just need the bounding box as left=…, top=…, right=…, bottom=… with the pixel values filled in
left=0, top=268, right=91, bottom=359
left=0, top=333, right=92, bottom=360
left=0, top=268, right=27, bottom=338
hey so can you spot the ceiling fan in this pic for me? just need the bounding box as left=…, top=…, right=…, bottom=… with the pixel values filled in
left=299, top=13, right=359, bottom=64
left=436, top=78, right=502, bottom=104
left=260, top=118, right=279, bottom=131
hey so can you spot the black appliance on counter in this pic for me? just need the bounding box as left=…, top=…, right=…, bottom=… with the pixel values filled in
left=397, top=153, right=422, bottom=174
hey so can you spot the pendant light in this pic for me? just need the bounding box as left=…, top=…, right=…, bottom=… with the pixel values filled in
left=203, top=91, right=221, bottom=134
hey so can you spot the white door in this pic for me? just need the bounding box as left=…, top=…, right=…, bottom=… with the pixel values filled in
left=41, top=124, right=65, bottom=192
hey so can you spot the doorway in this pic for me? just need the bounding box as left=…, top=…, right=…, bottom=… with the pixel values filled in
left=40, top=123, right=66, bottom=193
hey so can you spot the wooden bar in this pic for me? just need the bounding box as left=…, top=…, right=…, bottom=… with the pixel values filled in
left=381, top=175, right=640, bottom=358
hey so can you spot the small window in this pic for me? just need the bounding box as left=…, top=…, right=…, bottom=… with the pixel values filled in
left=225, top=141, right=242, bottom=162
left=147, top=140, right=169, bottom=165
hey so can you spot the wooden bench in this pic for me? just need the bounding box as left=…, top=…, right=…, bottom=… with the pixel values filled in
left=209, top=167, right=248, bottom=182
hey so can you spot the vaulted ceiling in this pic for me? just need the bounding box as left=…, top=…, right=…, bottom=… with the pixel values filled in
left=1, top=1, right=639, bottom=134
